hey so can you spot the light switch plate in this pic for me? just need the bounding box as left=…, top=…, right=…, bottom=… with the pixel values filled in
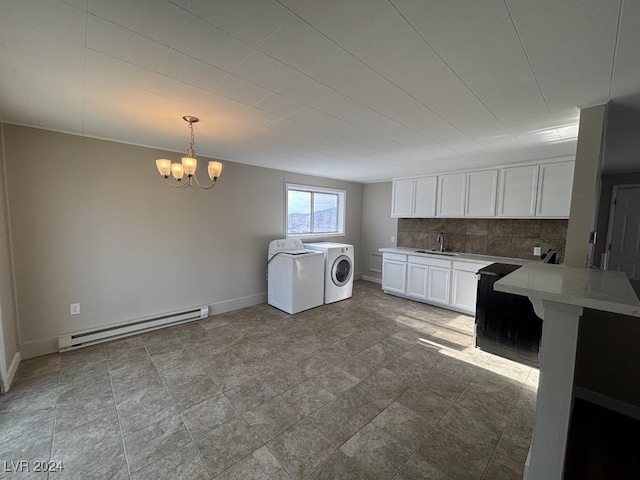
left=533, top=246, right=541, bottom=256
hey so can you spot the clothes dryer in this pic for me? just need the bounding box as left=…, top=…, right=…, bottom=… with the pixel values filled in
left=304, top=242, right=354, bottom=303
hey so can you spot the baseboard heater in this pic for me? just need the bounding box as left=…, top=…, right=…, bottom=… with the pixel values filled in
left=58, top=305, right=209, bottom=352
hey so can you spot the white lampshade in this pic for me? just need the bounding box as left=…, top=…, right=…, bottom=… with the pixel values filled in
left=155, top=159, right=171, bottom=177
left=182, top=156, right=197, bottom=176
left=208, top=161, right=223, bottom=180
left=171, top=163, right=184, bottom=180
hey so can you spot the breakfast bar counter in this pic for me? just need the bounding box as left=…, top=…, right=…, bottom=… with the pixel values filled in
left=494, top=263, right=640, bottom=480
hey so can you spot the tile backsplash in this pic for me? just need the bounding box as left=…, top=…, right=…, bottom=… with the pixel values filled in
left=397, top=218, right=568, bottom=262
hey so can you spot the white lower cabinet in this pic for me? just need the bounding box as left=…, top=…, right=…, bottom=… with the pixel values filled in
left=451, top=261, right=491, bottom=314
left=382, top=252, right=490, bottom=315
left=451, top=270, right=479, bottom=314
left=407, top=255, right=451, bottom=306
left=427, top=266, right=451, bottom=305
left=382, top=253, right=407, bottom=295
left=407, top=263, right=428, bottom=300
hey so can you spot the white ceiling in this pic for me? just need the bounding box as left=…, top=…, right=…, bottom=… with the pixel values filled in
left=0, top=0, right=637, bottom=183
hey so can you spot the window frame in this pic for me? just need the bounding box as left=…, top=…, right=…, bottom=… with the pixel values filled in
left=285, top=183, right=346, bottom=239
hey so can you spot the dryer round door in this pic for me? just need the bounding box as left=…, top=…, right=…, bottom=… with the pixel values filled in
left=331, top=255, right=353, bottom=287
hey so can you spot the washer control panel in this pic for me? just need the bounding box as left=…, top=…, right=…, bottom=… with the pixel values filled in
left=268, top=238, right=306, bottom=254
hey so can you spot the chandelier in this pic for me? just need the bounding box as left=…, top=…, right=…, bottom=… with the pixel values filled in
left=155, top=116, right=223, bottom=189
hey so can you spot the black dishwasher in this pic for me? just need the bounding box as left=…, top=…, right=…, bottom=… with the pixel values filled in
left=475, top=263, right=542, bottom=368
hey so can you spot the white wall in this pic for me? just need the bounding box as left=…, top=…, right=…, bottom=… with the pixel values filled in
left=0, top=124, right=19, bottom=389
left=2, top=124, right=363, bottom=358
left=601, top=101, right=640, bottom=174
left=361, top=182, right=397, bottom=281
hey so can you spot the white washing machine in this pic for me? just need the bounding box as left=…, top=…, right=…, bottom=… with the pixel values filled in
left=268, top=238, right=324, bottom=314
left=304, top=242, right=354, bottom=303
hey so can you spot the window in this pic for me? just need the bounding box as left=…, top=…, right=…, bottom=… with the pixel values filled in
left=286, top=184, right=346, bottom=238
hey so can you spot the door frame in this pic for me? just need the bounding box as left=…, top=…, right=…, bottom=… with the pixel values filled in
left=604, top=184, right=640, bottom=271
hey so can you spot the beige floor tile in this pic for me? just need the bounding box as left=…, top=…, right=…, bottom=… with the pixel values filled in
left=397, top=426, right=494, bottom=480
left=372, top=401, right=433, bottom=451
left=438, top=404, right=504, bottom=446
left=130, top=443, right=210, bottom=480
left=122, top=413, right=191, bottom=473
left=267, top=417, right=335, bottom=480
left=341, top=423, right=414, bottom=480
left=305, top=449, right=370, bottom=480
left=180, top=393, right=238, bottom=438
left=194, top=417, right=263, bottom=477
left=312, top=365, right=360, bottom=396
left=223, top=377, right=280, bottom=414
left=1, top=280, right=537, bottom=480
left=215, top=445, right=288, bottom=480
left=243, top=395, right=305, bottom=442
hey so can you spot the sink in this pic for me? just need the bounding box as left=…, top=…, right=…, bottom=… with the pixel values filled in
left=414, top=250, right=459, bottom=257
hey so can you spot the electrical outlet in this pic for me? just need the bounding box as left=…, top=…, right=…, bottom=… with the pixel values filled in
left=70, top=303, right=80, bottom=315
left=533, top=246, right=541, bottom=256
left=391, top=236, right=395, bottom=243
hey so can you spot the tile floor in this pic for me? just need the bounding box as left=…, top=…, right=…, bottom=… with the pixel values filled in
left=0, top=280, right=538, bottom=479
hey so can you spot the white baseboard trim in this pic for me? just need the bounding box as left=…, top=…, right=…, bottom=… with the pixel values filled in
left=354, top=272, right=363, bottom=281
left=4, top=351, right=21, bottom=391
left=19, top=292, right=269, bottom=359
left=574, top=386, right=640, bottom=420
left=19, top=337, right=58, bottom=360
left=362, top=275, right=382, bottom=284
left=208, top=292, right=267, bottom=315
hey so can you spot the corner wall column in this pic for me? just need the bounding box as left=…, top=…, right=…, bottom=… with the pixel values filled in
left=564, top=104, right=606, bottom=267
left=525, top=300, right=583, bottom=480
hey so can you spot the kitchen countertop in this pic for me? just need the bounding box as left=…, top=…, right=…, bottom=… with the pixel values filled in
left=378, top=246, right=530, bottom=266
left=494, top=262, right=640, bottom=317
left=492, top=262, right=640, bottom=480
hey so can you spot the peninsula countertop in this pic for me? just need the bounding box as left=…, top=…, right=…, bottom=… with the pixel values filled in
left=491, top=262, right=640, bottom=480
left=494, top=262, right=640, bottom=317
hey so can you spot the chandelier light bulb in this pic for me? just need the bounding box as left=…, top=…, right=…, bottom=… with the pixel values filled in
left=171, top=163, right=184, bottom=180
left=155, top=159, right=171, bottom=178
left=182, top=156, right=197, bottom=176
left=208, top=161, right=223, bottom=180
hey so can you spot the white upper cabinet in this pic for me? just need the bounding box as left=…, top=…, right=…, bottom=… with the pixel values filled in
left=391, top=176, right=436, bottom=218
left=413, top=176, right=437, bottom=217
left=391, top=178, right=414, bottom=217
left=497, top=164, right=539, bottom=217
left=465, top=169, right=498, bottom=217
left=437, top=173, right=466, bottom=217
left=536, top=161, right=575, bottom=218
left=392, top=159, right=573, bottom=219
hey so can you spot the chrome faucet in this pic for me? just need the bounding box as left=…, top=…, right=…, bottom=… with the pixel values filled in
left=436, top=232, right=445, bottom=252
